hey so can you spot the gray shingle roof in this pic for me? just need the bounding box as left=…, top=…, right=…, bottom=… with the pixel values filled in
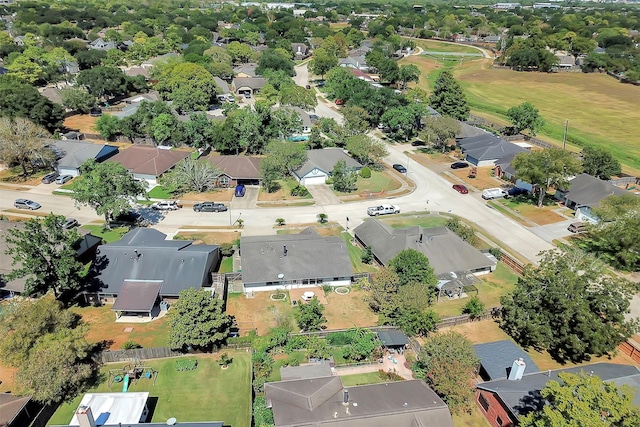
left=294, top=148, right=362, bottom=179
left=213, top=76, right=230, bottom=94
left=233, top=77, right=267, bottom=91
left=353, top=219, right=495, bottom=276
left=280, top=363, right=333, bottom=381
left=49, top=140, right=119, bottom=170
left=462, top=138, right=527, bottom=162
left=111, top=280, right=162, bottom=312
left=239, top=229, right=353, bottom=285
left=204, top=155, right=261, bottom=180
left=474, top=340, right=540, bottom=381
left=377, top=329, right=408, bottom=347
left=265, top=378, right=454, bottom=427
left=91, top=228, right=219, bottom=297
left=477, top=363, right=640, bottom=419
left=561, top=173, right=630, bottom=207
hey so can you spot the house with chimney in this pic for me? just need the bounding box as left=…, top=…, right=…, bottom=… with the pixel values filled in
left=239, top=228, right=353, bottom=292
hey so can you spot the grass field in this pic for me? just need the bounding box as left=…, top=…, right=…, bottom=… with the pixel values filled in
left=81, top=225, right=129, bottom=243
left=47, top=353, right=252, bottom=427
left=340, top=371, right=391, bottom=387
left=401, top=50, right=640, bottom=174
left=414, top=39, right=480, bottom=54
left=334, top=170, right=402, bottom=196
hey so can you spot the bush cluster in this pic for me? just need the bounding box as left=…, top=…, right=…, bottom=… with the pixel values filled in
left=175, top=358, right=198, bottom=371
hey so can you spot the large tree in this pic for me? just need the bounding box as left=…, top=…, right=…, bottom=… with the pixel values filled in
left=342, top=106, right=371, bottom=136
left=345, top=134, right=388, bottom=166
left=76, top=66, right=128, bottom=100
left=420, top=116, right=461, bottom=151
left=309, top=47, right=338, bottom=78
left=59, top=87, right=97, bottom=114
left=511, top=148, right=583, bottom=207
left=0, top=117, right=53, bottom=176
left=500, top=248, right=638, bottom=362
left=0, top=298, right=95, bottom=404
left=295, top=297, right=327, bottom=332
left=167, top=288, right=232, bottom=350
left=155, top=62, right=218, bottom=113
left=389, top=249, right=438, bottom=287
left=428, top=70, right=470, bottom=120
left=581, top=146, right=622, bottom=180
left=413, top=331, right=479, bottom=414
left=5, top=214, right=84, bottom=300
left=161, top=157, right=221, bottom=194
left=520, top=372, right=640, bottom=427
left=279, top=84, right=318, bottom=110
left=331, top=159, right=357, bottom=192
left=0, top=77, right=64, bottom=132
left=397, top=64, right=421, bottom=90
left=506, top=102, right=544, bottom=136
left=70, top=159, right=148, bottom=227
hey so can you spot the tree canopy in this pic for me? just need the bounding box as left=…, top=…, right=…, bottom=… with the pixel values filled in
left=500, top=248, right=638, bottom=362
left=167, top=288, right=233, bottom=350
left=0, top=117, right=53, bottom=176
left=507, top=102, right=544, bottom=136
left=295, top=297, right=327, bottom=332
left=389, top=249, right=438, bottom=287
left=581, top=146, right=622, bottom=180
left=428, top=70, right=469, bottom=120
left=155, top=62, right=218, bottom=113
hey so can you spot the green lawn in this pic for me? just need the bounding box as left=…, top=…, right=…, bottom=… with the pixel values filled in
left=380, top=214, right=449, bottom=229
left=148, top=186, right=174, bottom=199
left=334, top=171, right=401, bottom=196
left=219, top=256, right=234, bottom=273
left=432, top=263, right=519, bottom=318
left=47, top=352, right=252, bottom=427
left=340, top=232, right=378, bottom=273
left=413, top=39, right=480, bottom=54
left=268, top=351, right=307, bottom=382
left=81, top=225, right=129, bottom=243
left=340, top=372, right=388, bottom=387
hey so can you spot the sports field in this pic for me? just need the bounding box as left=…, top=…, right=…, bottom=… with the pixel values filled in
left=401, top=49, right=640, bottom=174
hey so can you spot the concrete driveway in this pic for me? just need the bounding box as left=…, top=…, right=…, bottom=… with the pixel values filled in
left=529, top=219, right=576, bottom=243
left=306, top=184, right=341, bottom=206
left=230, top=185, right=259, bottom=209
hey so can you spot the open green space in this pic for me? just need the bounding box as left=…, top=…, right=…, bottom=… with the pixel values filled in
left=413, top=39, right=480, bottom=54
left=334, top=171, right=401, bottom=196
left=431, top=263, right=519, bottom=319
left=81, top=225, right=129, bottom=243
left=219, top=256, right=234, bottom=273
left=47, top=352, right=252, bottom=427
left=340, top=231, right=378, bottom=273
left=148, top=186, right=174, bottom=199
left=340, top=371, right=389, bottom=387
left=380, top=213, right=449, bottom=229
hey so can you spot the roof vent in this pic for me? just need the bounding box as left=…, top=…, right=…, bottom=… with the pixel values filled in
left=166, top=417, right=177, bottom=425
left=403, top=402, right=408, bottom=407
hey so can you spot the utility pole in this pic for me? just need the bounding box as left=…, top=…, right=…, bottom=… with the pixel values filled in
left=562, top=120, right=569, bottom=150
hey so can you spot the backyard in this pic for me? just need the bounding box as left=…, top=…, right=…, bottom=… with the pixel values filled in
left=47, top=352, right=252, bottom=427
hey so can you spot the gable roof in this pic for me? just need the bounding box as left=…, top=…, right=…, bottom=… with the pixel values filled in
left=213, top=76, right=230, bottom=94
left=240, top=229, right=353, bottom=285
left=204, top=155, right=261, bottom=180
left=233, top=77, right=267, bottom=90
left=265, top=377, right=454, bottom=427
left=474, top=340, right=540, bottom=381
left=353, top=219, right=495, bottom=276
left=461, top=137, right=527, bottom=162
left=48, top=140, right=119, bottom=170
left=457, top=122, right=488, bottom=139
left=107, top=146, right=190, bottom=177
left=280, top=363, right=333, bottom=381
left=377, top=329, right=408, bottom=347
left=91, top=228, right=218, bottom=297
left=477, top=363, right=640, bottom=419
left=561, top=173, right=630, bottom=207
left=294, top=148, right=362, bottom=179
left=0, top=393, right=31, bottom=427
left=233, top=63, right=259, bottom=77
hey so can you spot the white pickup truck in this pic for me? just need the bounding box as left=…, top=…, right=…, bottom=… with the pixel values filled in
left=367, top=204, right=400, bottom=216
left=482, top=188, right=508, bottom=200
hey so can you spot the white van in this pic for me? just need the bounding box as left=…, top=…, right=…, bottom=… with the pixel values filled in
left=482, top=188, right=508, bottom=200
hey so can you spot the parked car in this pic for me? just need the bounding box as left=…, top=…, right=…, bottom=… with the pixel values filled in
left=367, top=204, right=400, bottom=216
left=244, top=92, right=251, bottom=99
left=451, top=162, right=469, bottom=169
left=567, top=222, right=588, bottom=233
left=55, top=174, right=73, bottom=184
left=507, top=187, right=528, bottom=197
left=151, top=200, right=180, bottom=210
left=41, top=172, right=59, bottom=184
left=316, top=80, right=325, bottom=87
left=89, top=107, right=102, bottom=117
left=14, top=198, right=41, bottom=210
left=411, top=139, right=426, bottom=146
left=482, top=188, right=508, bottom=200
left=61, top=218, right=79, bottom=229
left=392, top=164, right=407, bottom=173
left=193, top=202, right=227, bottom=212
left=234, top=184, right=246, bottom=197
left=305, top=84, right=311, bottom=89
left=452, top=184, right=469, bottom=194
left=335, top=99, right=344, bottom=105
left=111, top=210, right=146, bottom=226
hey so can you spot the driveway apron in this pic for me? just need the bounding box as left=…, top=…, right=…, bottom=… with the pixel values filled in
left=306, top=184, right=341, bottom=206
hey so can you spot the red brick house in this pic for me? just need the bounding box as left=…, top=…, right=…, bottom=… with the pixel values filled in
left=204, top=155, right=262, bottom=187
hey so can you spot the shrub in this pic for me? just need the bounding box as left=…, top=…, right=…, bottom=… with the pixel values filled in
left=175, top=358, right=198, bottom=371
left=253, top=396, right=274, bottom=426
left=322, top=284, right=332, bottom=295
left=121, top=341, right=142, bottom=350
left=489, top=247, right=503, bottom=260
left=275, top=218, right=286, bottom=226
left=282, top=354, right=301, bottom=367
left=462, top=296, right=486, bottom=319
left=290, top=185, right=309, bottom=197
left=219, top=352, right=232, bottom=367
left=361, top=246, right=373, bottom=264
left=219, top=243, right=234, bottom=257
left=360, top=166, right=371, bottom=178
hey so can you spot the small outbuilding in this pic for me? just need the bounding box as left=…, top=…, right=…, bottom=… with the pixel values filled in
left=377, top=329, right=408, bottom=350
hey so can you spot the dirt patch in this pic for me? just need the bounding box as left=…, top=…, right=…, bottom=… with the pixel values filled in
left=70, top=305, right=170, bottom=350
left=324, top=288, right=378, bottom=329
left=450, top=167, right=502, bottom=190
left=175, top=231, right=241, bottom=244
left=0, top=363, right=18, bottom=393
left=180, top=189, right=234, bottom=202
left=290, top=287, right=328, bottom=305
left=226, top=292, right=295, bottom=336
left=64, top=114, right=99, bottom=134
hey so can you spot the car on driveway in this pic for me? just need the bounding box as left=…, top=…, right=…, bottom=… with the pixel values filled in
left=367, top=204, right=400, bottom=216
left=14, top=198, right=41, bottom=210
left=193, top=202, right=227, bottom=212
left=55, top=175, right=73, bottom=184
left=451, top=162, right=469, bottom=169
left=452, top=184, right=469, bottom=194
left=41, top=172, right=59, bottom=184
left=61, top=218, right=79, bottom=229
left=567, top=222, right=588, bottom=233
left=244, top=92, right=251, bottom=99
left=392, top=164, right=407, bottom=173
left=151, top=200, right=180, bottom=210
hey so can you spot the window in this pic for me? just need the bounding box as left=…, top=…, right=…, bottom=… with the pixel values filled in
left=219, top=176, right=230, bottom=186
left=478, top=394, right=490, bottom=412
left=496, top=416, right=503, bottom=426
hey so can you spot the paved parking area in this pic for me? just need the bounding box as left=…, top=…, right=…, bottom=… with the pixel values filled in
left=230, top=185, right=259, bottom=209
left=306, top=184, right=341, bottom=206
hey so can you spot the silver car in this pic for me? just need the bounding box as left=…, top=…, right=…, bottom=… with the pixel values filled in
left=14, top=198, right=41, bottom=210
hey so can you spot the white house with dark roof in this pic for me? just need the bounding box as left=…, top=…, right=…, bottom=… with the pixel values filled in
left=48, top=140, right=119, bottom=177
left=457, top=134, right=527, bottom=167
left=239, top=228, right=353, bottom=292
left=293, top=148, right=363, bottom=186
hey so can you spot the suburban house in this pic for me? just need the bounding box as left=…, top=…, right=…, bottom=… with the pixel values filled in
left=339, top=55, right=369, bottom=71
left=107, top=145, right=190, bottom=186
left=353, top=219, right=496, bottom=299
left=88, top=228, right=220, bottom=316
left=204, top=155, right=262, bottom=187
left=232, top=77, right=267, bottom=95
left=233, top=63, right=259, bottom=78
left=239, top=228, right=354, bottom=292
left=291, top=42, right=310, bottom=58
left=57, top=392, right=224, bottom=427
left=213, top=76, right=231, bottom=96
left=293, top=148, right=363, bottom=186
left=59, top=59, right=79, bottom=75
left=346, top=66, right=378, bottom=83
left=48, top=140, right=119, bottom=177
left=0, top=220, right=102, bottom=298
left=0, top=393, right=36, bottom=427
left=554, top=173, right=632, bottom=223
left=476, top=363, right=640, bottom=427
left=39, top=87, right=63, bottom=105
left=112, top=91, right=162, bottom=119
left=457, top=134, right=527, bottom=167
left=88, top=37, right=116, bottom=50
left=474, top=340, right=540, bottom=381
left=276, top=106, right=312, bottom=134
left=265, top=375, right=455, bottom=427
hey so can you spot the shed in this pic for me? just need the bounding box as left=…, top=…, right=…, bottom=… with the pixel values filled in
left=377, top=329, right=408, bottom=349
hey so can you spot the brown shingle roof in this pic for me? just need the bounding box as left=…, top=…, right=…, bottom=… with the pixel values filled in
left=0, top=393, right=31, bottom=427
left=204, top=155, right=262, bottom=180
left=108, top=146, right=190, bottom=177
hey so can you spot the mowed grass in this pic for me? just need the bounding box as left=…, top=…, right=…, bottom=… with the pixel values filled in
left=47, top=352, right=252, bottom=427
left=340, top=371, right=391, bottom=387
left=81, top=225, right=129, bottom=243
left=413, top=39, right=480, bottom=54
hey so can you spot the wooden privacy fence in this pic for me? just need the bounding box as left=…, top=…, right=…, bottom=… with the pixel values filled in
left=435, top=307, right=501, bottom=330
left=499, top=251, right=526, bottom=275
left=619, top=340, right=640, bottom=364
left=96, top=347, right=184, bottom=363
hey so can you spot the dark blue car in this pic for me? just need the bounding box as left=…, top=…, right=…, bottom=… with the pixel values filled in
left=235, top=184, right=246, bottom=197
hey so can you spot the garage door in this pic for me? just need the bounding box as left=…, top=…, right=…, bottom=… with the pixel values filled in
left=302, top=176, right=326, bottom=186
left=57, top=167, right=79, bottom=177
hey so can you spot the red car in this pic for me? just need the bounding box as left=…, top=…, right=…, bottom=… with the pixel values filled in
left=335, top=99, right=344, bottom=105
left=452, top=184, right=469, bottom=194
